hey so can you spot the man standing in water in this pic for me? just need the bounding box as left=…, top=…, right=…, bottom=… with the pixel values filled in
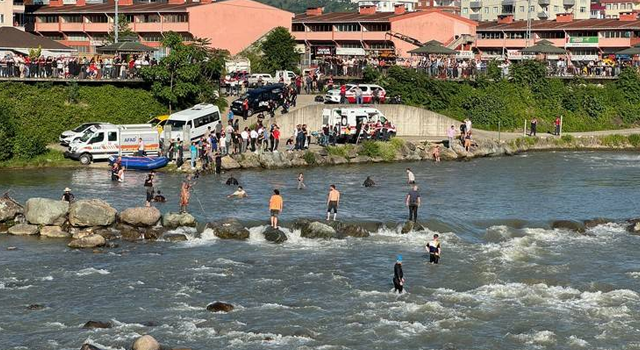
left=144, top=171, right=155, bottom=207
left=297, top=172, right=306, bottom=190
left=326, top=184, right=340, bottom=221
left=269, top=189, right=283, bottom=229
left=426, top=234, right=441, bottom=264
left=179, top=175, right=193, bottom=213
left=406, top=168, right=416, bottom=185
left=405, top=185, right=421, bottom=223
left=393, top=255, right=404, bottom=294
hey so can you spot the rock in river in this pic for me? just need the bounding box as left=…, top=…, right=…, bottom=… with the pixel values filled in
left=206, top=301, right=234, bottom=313
left=80, top=344, right=103, bottom=350
left=82, top=320, right=112, bottom=329
left=551, top=220, right=586, bottom=234
left=68, top=234, right=106, bottom=249
left=162, top=233, right=189, bottom=242
left=69, top=199, right=117, bottom=227
left=162, top=212, right=196, bottom=229
left=263, top=226, right=287, bottom=243
left=301, top=221, right=337, bottom=239
left=25, top=198, right=69, bottom=226
left=40, top=225, right=70, bottom=238
left=0, top=195, right=23, bottom=222
left=401, top=221, right=425, bottom=234
left=206, top=219, right=249, bottom=240
left=120, top=207, right=161, bottom=227
left=8, top=223, right=39, bottom=236
left=132, top=335, right=160, bottom=350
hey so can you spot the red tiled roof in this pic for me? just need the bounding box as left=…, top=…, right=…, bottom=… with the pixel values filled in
left=0, top=26, right=73, bottom=50
left=293, top=9, right=477, bottom=25
left=32, top=2, right=204, bottom=14
left=477, top=18, right=640, bottom=31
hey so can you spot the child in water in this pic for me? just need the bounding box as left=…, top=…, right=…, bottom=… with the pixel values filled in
left=433, top=145, right=441, bottom=162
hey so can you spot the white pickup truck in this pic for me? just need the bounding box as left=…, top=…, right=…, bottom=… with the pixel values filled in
left=247, top=70, right=297, bottom=87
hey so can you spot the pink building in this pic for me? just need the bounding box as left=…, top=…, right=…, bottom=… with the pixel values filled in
left=292, top=5, right=476, bottom=59
left=27, top=0, right=293, bottom=55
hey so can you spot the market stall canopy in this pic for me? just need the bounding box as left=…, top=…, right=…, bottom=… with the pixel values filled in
left=96, top=41, right=157, bottom=54
left=408, top=40, right=457, bottom=55
left=0, top=27, right=75, bottom=57
left=520, top=40, right=566, bottom=54
left=616, top=44, right=640, bottom=56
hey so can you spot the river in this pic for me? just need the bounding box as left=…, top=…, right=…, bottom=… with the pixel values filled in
left=1, top=151, right=639, bottom=350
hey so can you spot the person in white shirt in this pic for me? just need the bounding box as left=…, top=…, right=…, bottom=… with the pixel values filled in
left=465, top=119, right=472, bottom=133
left=250, top=128, right=258, bottom=152
left=240, top=127, right=249, bottom=153
left=406, top=168, right=416, bottom=184
left=227, top=186, right=248, bottom=198
left=137, top=138, right=145, bottom=156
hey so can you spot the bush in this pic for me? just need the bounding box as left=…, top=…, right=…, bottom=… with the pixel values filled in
left=561, top=134, right=574, bottom=143
left=601, top=134, right=627, bottom=147
left=378, top=142, right=397, bottom=162
left=389, top=137, right=405, bottom=151
left=326, top=145, right=349, bottom=157
left=628, top=134, right=640, bottom=147
left=358, top=140, right=381, bottom=158
left=0, top=106, right=16, bottom=161
left=303, top=151, right=317, bottom=165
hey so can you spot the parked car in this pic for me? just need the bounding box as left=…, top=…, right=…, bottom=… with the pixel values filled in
left=273, top=70, right=297, bottom=84
left=324, top=84, right=386, bottom=104
left=59, top=122, right=105, bottom=146
left=248, top=73, right=274, bottom=87
left=222, top=70, right=249, bottom=89
left=322, top=107, right=395, bottom=143
left=162, top=104, right=222, bottom=142
left=231, top=84, right=285, bottom=117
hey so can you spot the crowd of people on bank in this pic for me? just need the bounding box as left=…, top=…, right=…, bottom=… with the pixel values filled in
left=0, top=53, right=156, bottom=79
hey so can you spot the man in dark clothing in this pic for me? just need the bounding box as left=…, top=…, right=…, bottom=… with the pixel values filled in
left=405, top=185, right=421, bottom=223
left=226, top=176, right=239, bottom=186
left=144, top=171, right=155, bottom=207
left=393, top=255, right=404, bottom=294
left=215, top=153, right=222, bottom=175
left=176, top=140, right=184, bottom=168
left=61, top=187, right=75, bottom=203
left=426, top=234, right=441, bottom=264
left=363, top=176, right=375, bottom=187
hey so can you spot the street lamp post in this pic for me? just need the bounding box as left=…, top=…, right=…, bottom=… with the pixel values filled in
left=115, top=0, right=119, bottom=43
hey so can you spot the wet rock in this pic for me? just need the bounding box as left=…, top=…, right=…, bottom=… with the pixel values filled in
left=405, top=141, right=417, bottom=152
left=117, top=224, right=144, bottom=241
left=301, top=221, right=337, bottom=239
left=206, top=301, right=234, bottom=313
left=337, top=223, right=370, bottom=238
left=0, top=223, right=8, bottom=233
left=206, top=219, right=249, bottom=240
left=40, top=225, right=70, bottom=238
left=27, top=304, right=45, bottom=310
left=238, top=153, right=261, bottom=169
left=162, top=212, right=196, bottom=229
left=628, top=221, right=640, bottom=234
left=263, top=226, right=287, bottom=243
left=259, top=152, right=291, bottom=169
left=439, top=147, right=458, bottom=161
left=95, top=228, right=120, bottom=240
left=8, top=223, right=39, bottom=236
left=349, top=155, right=371, bottom=164
left=584, top=218, right=611, bottom=229
left=221, top=155, right=241, bottom=170
left=69, top=199, right=117, bottom=227
left=327, top=155, right=348, bottom=165
left=132, top=335, right=160, bottom=350
left=120, top=207, right=161, bottom=227
left=551, top=220, right=586, bottom=234
left=142, top=227, right=165, bottom=240
left=80, top=344, right=103, bottom=350
left=141, top=321, right=160, bottom=327
left=68, top=234, right=106, bottom=249
left=162, top=233, right=189, bottom=242
left=0, top=194, right=23, bottom=222
left=401, top=221, right=425, bottom=234
left=25, top=198, right=69, bottom=226
left=82, top=320, right=112, bottom=329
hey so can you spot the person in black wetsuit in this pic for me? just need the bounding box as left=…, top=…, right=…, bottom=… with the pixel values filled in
left=61, top=187, right=75, bottom=203
left=215, top=152, right=222, bottom=175
left=363, top=176, right=375, bottom=187
left=226, top=176, right=239, bottom=186
left=393, top=255, right=404, bottom=294
left=144, top=171, right=155, bottom=207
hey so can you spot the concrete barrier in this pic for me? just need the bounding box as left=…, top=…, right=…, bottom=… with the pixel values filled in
left=274, top=104, right=460, bottom=139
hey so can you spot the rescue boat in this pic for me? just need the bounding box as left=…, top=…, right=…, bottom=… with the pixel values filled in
left=108, top=156, right=169, bottom=170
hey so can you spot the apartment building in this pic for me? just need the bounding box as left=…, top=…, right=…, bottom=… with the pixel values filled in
left=460, top=0, right=591, bottom=22
left=292, top=6, right=476, bottom=59
left=475, top=13, right=640, bottom=60
left=417, top=0, right=461, bottom=13
left=25, top=0, right=292, bottom=55
left=601, top=0, right=640, bottom=19
left=353, top=0, right=419, bottom=12
left=0, top=0, right=26, bottom=28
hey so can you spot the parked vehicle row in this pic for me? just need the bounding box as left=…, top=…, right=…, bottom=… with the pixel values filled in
left=324, top=84, right=386, bottom=104
left=230, top=84, right=286, bottom=117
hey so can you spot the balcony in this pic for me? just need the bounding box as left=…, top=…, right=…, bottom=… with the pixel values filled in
left=59, top=22, right=84, bottom=31
left=538, top=11, right=549, bottom=18
left=470, top=13, right=481, bottom=20
left=35, top=22, right=61, bottom=32
left=539, top=0, right=549, bottom=5
left=159, top=22, right=189, bottom=32
left=563, top=0, right=575, bottom=5
left=84, top=22, right=111, bottom=32
left=502, top=0, right=515, bottom=5
left=470, top=1, right=482, bottom=8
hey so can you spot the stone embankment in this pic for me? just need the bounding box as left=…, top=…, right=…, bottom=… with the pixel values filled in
left=178, top=135, right=640, bottom=173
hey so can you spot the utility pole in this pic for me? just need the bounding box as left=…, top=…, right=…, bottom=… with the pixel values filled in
left=115, top=0, right=119, bottom=43
left=525, top=0, right=533, bottom=47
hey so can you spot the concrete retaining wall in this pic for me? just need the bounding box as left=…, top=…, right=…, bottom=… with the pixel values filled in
left=274, top=104, right=459, bottom=139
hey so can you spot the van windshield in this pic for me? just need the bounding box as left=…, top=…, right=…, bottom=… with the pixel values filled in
left=79, top=132, right=95, bottom=142
left=73, top=123, right=91, bottom=132
left=166, top=120, right=186, bottom=131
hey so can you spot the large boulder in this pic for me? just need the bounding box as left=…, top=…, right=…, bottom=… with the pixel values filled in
left=8, top=224, right=39, bottom=236
left=162, top=233, right=189, bottom=242
left=327, top=155, right=348, bottom=165
left=221, top=156, right=241, bottom=170
left=301, top=221, right=337, bottom=239
left=162, top=212, right=196, bottom=229
left=131, top=335, right=160, bottom=350
left=82, top=321, right=112, bottom=329
left=263, top=226, right=287, bottom=243
left=551, top=220, right=586, bottom=234
left=25, top=198, right=68, bottom=226
left=0, top=195, right=23, bottom=222
left=40, top=225, right=70, bottom=238
left=206, top=302, right=234, bottom=313
left=337, top=223, right=370, bottom=238
left=238, top=153, right=261, bottom=169
left=206, top=219, right=249, bottom=240
left=69, top=200, right=117, bottom=227
left=401, top=221, right=425, bottom=234
left=259, top=152, right=291, bottom=169
left=68, top=234, right=106, bottom=249
left=120, top=207, right=161, bottom=227
left=80, top=344, right=103, bottom=350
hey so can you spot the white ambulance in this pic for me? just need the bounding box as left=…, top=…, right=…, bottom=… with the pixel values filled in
left=65, top=124, right=160, bottom=165
left=322, top=107, right=393, bottom=142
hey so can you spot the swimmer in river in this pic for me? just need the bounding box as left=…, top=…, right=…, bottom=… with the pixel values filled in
left=363, top=176, right=375, bottom=187
left=227, top=186, right=248, bottom=198
left=426, top=234, right=441, bottom=264
left=225, top=176, right=239, bottom=186
left=153, top=191, right=166, bottom=203
left=179, top=175, right=193, bottom=213
left=406, top=168, right=416, bottom=185
left=144, top=171, right=155, bottom=207
left=326, top=184, right=340, bottom=221
left=393, top=255, right=404, bottom=294
left=297, top=172, right=306, bottom=190
left=61, top=187, right=75, bottom=203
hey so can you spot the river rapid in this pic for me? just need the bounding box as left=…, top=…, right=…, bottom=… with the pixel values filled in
left=1, top=151, right=640, bottom=350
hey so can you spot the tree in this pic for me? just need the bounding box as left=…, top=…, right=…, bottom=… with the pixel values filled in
left=140, top=32, right=227, bottom=113
left=0, top=105, right=15, bottom=161
left=106, top=14, right=136, bottom=44
left=259, top=27, right=299, bottom=74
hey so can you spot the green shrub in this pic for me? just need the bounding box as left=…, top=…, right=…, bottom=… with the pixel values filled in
left=601, top=134, right=627, bottom=147
left=0, top=106, right=16, bottom=161
left=303, top=151, right=317, bottom=165
left=561, top=134, right=574, bottom=143
left=628, top=134, right=640, bottom=147
left=389, top=137, right=405, bottom=151
left=378, top=142, right=397, bottom=162
left=358, top=140, right=381, bottom=158
left=326, top=145, right=349, bottom=157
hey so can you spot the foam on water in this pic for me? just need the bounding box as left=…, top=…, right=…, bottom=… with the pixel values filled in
left=75, top=268, right=110, bottom=276
left=510, top=330, right=557, bottom=346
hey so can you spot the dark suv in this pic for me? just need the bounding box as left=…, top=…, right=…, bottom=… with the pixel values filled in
left=231, top=84, right=285, bottom=117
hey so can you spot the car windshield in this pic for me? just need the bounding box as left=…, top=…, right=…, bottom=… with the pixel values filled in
left=72, top=124, right=91, bottom=132
left=166, top=120, right=186, bottom=131
left=79, top=131, right=95, bottom=142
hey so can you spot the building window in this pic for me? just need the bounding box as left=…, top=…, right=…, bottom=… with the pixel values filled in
left=505, top=32, right=525, bottom=39
left=292, top=23, right=304, bottom=32
left=138, top=14, right=160, bottom=23
left=38, top=15, right=59, bottom=23
left=86, top=15, right=108, bottom=23
left=493, top=6, right=498, bottom=13
left=601, top=30, right=631, bottom=38
left=478, top=32, right=504, bottom=39
left=553, top=5, right=558, bottom=12
left=42, top=33, right=63, bottom=40
left=0, top=15, right=3, bottom=24
left=62, top=15, right=83, bottom=23
left=462, top=7, right=468, bottom=14
left=363, top=23, right=390, bottom=31
left=68, top=45, right=90, bottom=53
left=308, top=24, right=332, bottom=32
left=538, top=31, right=565, bottom=38
left=580, top=6, right=586, bottom=12
left=335, top=23, right=361, bottom=32
left=66, top=33, right=88, bottom=41
left=163, top=14, right=187, bottom=23
left=530, top=5, right=535, bottom=12
left=606, top=4, right=611, bottom=9
left=369, top=42, right=394, bottom=50
left=519, top=6, right=524, bottom=12
left=141, top=33, right=163, bottom=42
left=484, top=7, right=489, bottom=13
